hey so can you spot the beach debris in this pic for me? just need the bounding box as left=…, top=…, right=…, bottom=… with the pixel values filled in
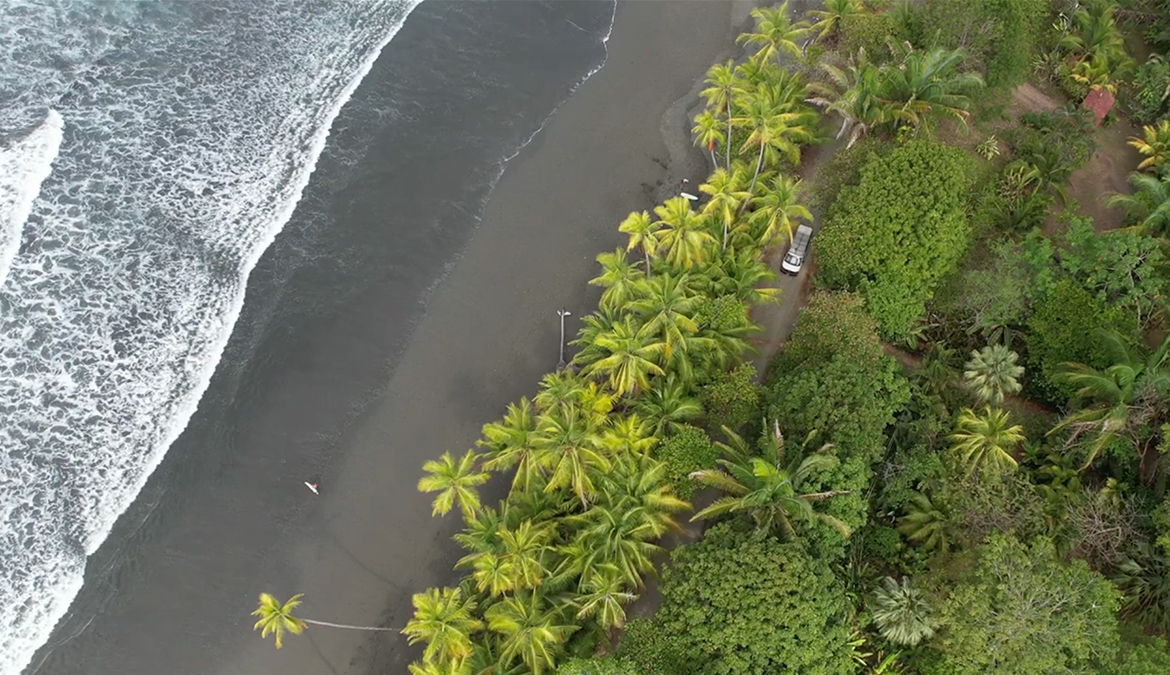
left=304, top=481, right=319, bottom=495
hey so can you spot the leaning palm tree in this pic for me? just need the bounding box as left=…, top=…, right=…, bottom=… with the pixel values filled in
left=402, top=587, right=484, bottom=668
left=871, top=576, right=938, bottom=647
left=950, top=406, right=1024, bottom=476
left=572, top=565, right=637, bottom=630
left=634, top=375, right=703, bottom=436
left=617, top=209, right=658, bottom=269
left=699, top=165, right=752, bottom=249
left=252, top=593, right=394, bottom=649
left=806, top=48, right=888, bottom=147
left=690, top=422, right=851, bottom=540
left=737, top=2, right=810, bottom=66
left=880, top=47, right=985, bottom=133
left=699, top=60, right=744, bottom=168
left=1128, top=120, right=1170, bottom=176
left=418, top=449, right=491, bottom=518
left=652, top=197, right=718, bottom=270
left=532, top=406, right=611, bottom=507
left=733, top=83, right=817, bottom=193
left=746, top=173, right=811, bottom=249
left=1053, top=330, right=1170, bottom=473
left=479, top=398, right=541, bottom=496
left=580, top=315, right=666, bottom=397
left=484, top=592, right=577, bottom=675
left=629, top=272, right=702, bottom=362
left=806, top=0, right=862, bottom=44
left=963, top=344, right=1024, bottom=405
left=588, top=249, right=644, bottom=312
left=692, top=109, right=724, bottom=169
left=1107, top=173, right=1170, bottom=237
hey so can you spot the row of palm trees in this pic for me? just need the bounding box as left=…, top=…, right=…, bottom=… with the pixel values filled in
left=383, top=7, right=831, bottom=673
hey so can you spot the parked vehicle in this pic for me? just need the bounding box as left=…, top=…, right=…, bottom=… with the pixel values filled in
left=780, top=224, right=813, bottom=275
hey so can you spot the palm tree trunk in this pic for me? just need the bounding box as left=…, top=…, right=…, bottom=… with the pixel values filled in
left=745, top=143, right=765, bottom=203
left=642, top=247, right=650, bottom=271
left=709, top=147, right=718, bottom=169
left=303, top=618, right=397, bottom=632
left=724, top=102, right=732, bottom=169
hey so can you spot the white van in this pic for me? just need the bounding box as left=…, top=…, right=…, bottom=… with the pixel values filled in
left=780, top=224, right=813, bottom=275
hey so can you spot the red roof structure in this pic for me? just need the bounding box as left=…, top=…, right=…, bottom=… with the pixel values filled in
left=1082, top=88, right=1115, bottom=127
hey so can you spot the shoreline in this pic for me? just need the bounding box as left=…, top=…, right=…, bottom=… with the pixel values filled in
left=214, top=3, right=756, bottom=675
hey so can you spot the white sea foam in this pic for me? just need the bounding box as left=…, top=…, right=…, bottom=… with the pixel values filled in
left=0, top=111, right=63, bottom=293
left=0, top=2, right=422, bottom=673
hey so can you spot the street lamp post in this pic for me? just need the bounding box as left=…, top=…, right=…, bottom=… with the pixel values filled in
left=557, top=308, right=571, bottom=370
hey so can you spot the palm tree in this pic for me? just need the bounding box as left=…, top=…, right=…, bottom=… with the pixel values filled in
left=747, top=173, right=811, bottom=249
left=1053, top=330, right=1170, bottom=473
left=572, top=566, right=636, bottom=630
left=1107, top=173, right=1170, bottom=237
left=871, top=576, right=937, bottom=647
left=732, top=85, right=817, bottom=193
left=652, top=197, right=717, bottom=270
left=703, top=247, right=780, bottom=305
left=418, top=449, right=490, bottom=518
left=630, top=273, right=701, bottom=362
left=1062, top=0, right=1127, bottom=65
left=880, top=47, right=985, bottom=132
left=617, top=209, right=658, bottom=269
left=963, top=344, right=1024, bottom=405
left=737, top=3, right=810, bottom=66
left=634, top=375, right=703, bottom=436
left=807, top=0, right=862, bottom=44
left=699, top=60, right=743, bottom=168
left=484, top=592, right=577, bottom=675
left=950, top=407, right=1024, bottom=476
left=580, top=315, right=665, bottom=397
left=692, top=109, right=723, bottom=169
left=479, top=398, right=541, bottom=496
left=588, top=249, right=644, bottom=312
left=601, top=413, right=657, bottom=458
left=251, top=593, right=394, bottom=649
left=533, top=406, right=611, bottom=507
left=699, top=165, right=752, bottom=250
left=806, top=48, right=888, bottom=147
left=896, top=492, right=949, bottom=555
left=457, top=518, right=552, bottom=596
left=1128, top=120, right=1170, bottom=176
left=402, top=587, right=484, bottom=668
left=569, top=308, right=621, bottom=373
left=559, top=454, right=688, bottom=588
left=690, top=422, right=851, bottom=539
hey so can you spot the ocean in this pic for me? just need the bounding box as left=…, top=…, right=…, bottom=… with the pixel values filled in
left=0, top=2, right=615, bottom=673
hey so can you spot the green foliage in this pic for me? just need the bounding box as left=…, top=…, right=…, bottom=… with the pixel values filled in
left=1113, top=542, right=1170, bottom=634
left=651, top=523, right=854, bottom=675
left=1054, top=218, right=1170, bottom=328
left=701, top=363, right=761, bottom=431
left=930, top=534, right=1120, bottom=675
left=767, top=293, right=909, bottom=467
left=1101, top=634, right=1170, bottom=675
left=656, top=425, right=718, bottom=499
left=1126, top=56, right=1170, bottom=124
left=618, top=618, right=685, bottom=675
left=912, top=0, right=1047, bottom=88
left=807, top=138, right=890, bottom=215
left=817, top=140, right=975, bottom=337
left=1026, top=279, right=1138, bottom=403
left=557, top=657, right=638, bottom=675
left=839, top=12, right=900, bottom=61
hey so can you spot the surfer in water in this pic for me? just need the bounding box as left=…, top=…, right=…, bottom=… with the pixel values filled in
left=304, top=482, right=319, bottom=495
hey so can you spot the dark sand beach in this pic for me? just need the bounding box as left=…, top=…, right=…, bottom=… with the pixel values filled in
left=25, top=2, right=755, bottom=674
